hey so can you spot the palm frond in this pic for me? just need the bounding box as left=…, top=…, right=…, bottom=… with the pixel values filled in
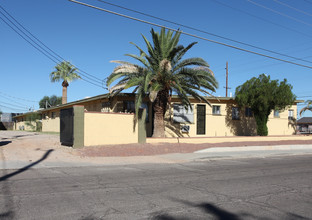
left=300, top=100, right=312, bottom=116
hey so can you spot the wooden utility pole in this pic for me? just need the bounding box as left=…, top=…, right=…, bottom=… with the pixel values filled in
left=224, top=61, right=231, bottom=97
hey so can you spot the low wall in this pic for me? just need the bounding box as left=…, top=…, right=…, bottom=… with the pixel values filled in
left=14, top=121, right=36, bottom=131
left=147, top=135, right=312, bottom=144
left=42, top=118, right=60, bottom=132
left=84, top=112, right=139, bottom=146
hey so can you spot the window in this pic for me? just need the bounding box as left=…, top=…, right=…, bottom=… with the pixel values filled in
left=123, top=101, right=135, bottom=113
left=51, top=112, right=56, bottom=119
left=274, top=110, right=280, bottom=118
left=288, top=110, right=294, bottom=120
left=173, top=104, right=194, bottom=123
left=212, top=105, right=221, bottom=115
left=232, top=107, right=240, bottom=120
left=245, top=107, right=253, bottom=117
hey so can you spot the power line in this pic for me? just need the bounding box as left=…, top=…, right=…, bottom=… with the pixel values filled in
left=0, top=103, right=28, bottom=112
left=247, top=0, right=312, bottom=27
left=0, top=15, right=59, bottom=63
left=0, top=13, right=103, bottom=88
left=69, top=0, right=312, bottom=70
left=229, top=54, right=312, bottom=74
left=0, top=94, right=33, bottom=108
left=273, top=0, right=312, bottom=17
left=210, top=0, right=312, bottom=39
left=0, top=91, right=38, bottom=103
left=0, top=100, right=28, bottom=109
left=0, top=5, right=65, bottom=61
left=0, top=4, right=104, bottom=84
left=94, top=0, right=312, bottom=64
left=0, top=4, right=105, bottom=88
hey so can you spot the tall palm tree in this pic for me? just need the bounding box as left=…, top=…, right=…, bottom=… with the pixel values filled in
left=107, top=28, right=218, bottom=137
left=300, top=100, right=312, bottom=116
left=50, top=61, right=80, bottom=104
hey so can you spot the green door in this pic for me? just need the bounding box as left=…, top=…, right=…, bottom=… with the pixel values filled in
left=197, top=105, right=206, bottom=135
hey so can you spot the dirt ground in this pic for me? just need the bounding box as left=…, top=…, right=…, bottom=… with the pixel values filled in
left=77, top=138, right=312, bottom=157
left=1, top=131, right=312, bottom=160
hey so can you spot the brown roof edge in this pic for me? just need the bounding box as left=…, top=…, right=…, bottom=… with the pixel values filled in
left=13, top=93, right=303, bottom=118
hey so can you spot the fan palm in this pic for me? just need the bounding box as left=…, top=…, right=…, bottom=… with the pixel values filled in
left=107, top=28, right=218, bottom=137
left=300, top=100, right=312, bottom=116
left=50, top=61, right=80, bottom=104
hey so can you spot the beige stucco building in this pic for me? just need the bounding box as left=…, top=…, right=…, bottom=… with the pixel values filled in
left=14, top=93, right=300, bottom=141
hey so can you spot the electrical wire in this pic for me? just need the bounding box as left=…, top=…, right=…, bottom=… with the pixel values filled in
left=0, top=95, right=32, bottom=108
left=273, top=0, right=312, bottom=17
left=0, top=104, right=28, bottom=112
left=0, top=5, right=65, bottom=61
left=0, top=15, right=59, bottom=63
left=0, top=5, right=104, bottom=84
left=69, top=0, right=312, bottom=70
left=247, top=0, right=312, bottom=27
left=0, top=91, right=38, bottom=103
left=0, top=14, right=103, bottom=87
left=210, top=0, right=312, bottom=39
left=94, top=0, right=312, bottom=64
left=0, top=101, right=28, bottom=109
left=0, top=4, right=105, bottom=88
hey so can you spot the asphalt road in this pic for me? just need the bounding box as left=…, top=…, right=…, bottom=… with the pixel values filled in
left=0, top=155, right=311, bottom=220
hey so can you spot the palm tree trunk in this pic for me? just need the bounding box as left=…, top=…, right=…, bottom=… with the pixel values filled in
left=62, top=86, right=67, bottom=104
left=152, top=90, right=169, bottom=137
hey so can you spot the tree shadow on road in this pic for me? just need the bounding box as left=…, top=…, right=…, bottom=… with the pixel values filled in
left=0, top=149, right=54, bottom=182
left=151, top=198, right=310, bottom=220
left=0, top=149, right=54, bottom=219
left=152, top=200, right=244, bottom=220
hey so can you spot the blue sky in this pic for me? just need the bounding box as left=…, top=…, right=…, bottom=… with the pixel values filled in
left=1, top=0, right=312, bottom=117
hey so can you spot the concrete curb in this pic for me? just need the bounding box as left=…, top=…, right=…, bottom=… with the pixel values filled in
left=194, top=144, right=312, bottom=153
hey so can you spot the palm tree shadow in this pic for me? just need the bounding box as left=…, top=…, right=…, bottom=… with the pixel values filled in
left=0, top=141, right=11, bottom=147
left=197, top=203, right=241, bottom=220
left=0, top=149, right=54, bottom=182
left=152, top=201, right=243, bottom=220
left=152, top=199, right=257, bottom=220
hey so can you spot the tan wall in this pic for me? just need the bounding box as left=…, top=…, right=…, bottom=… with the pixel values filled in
left=14, top=121, right=36, bottom=131
left=42, top=118, right=60, bottom=132
left=267, top=106, right=297, bottom=135
left=164, top=103, right=227, bottom=137
left=164, top=102, right=243, bottom=137
left=41, top=110, right=60, bottom=132
left=164, top=102, right=297, bottom=137
left=84, top=112, right=138, bottom=146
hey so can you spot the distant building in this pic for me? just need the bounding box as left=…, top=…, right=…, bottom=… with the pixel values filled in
left=0, top=113, right=22, bottom=130
left=297, top=117, right=312, bottom=133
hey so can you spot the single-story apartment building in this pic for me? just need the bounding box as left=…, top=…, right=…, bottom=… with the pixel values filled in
left=297, top=117, right=312, bottom=133
left=14, top=93, right=301, bottom=141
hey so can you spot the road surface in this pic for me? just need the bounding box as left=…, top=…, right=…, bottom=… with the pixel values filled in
left=0, top=154, right=311, bottom=219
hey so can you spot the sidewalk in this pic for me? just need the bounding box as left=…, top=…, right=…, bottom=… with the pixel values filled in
left=1, top=130, right=312, bottom=169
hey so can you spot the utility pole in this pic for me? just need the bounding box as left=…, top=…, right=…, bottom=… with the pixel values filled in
left=224, top=61, right=231, bottom=97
